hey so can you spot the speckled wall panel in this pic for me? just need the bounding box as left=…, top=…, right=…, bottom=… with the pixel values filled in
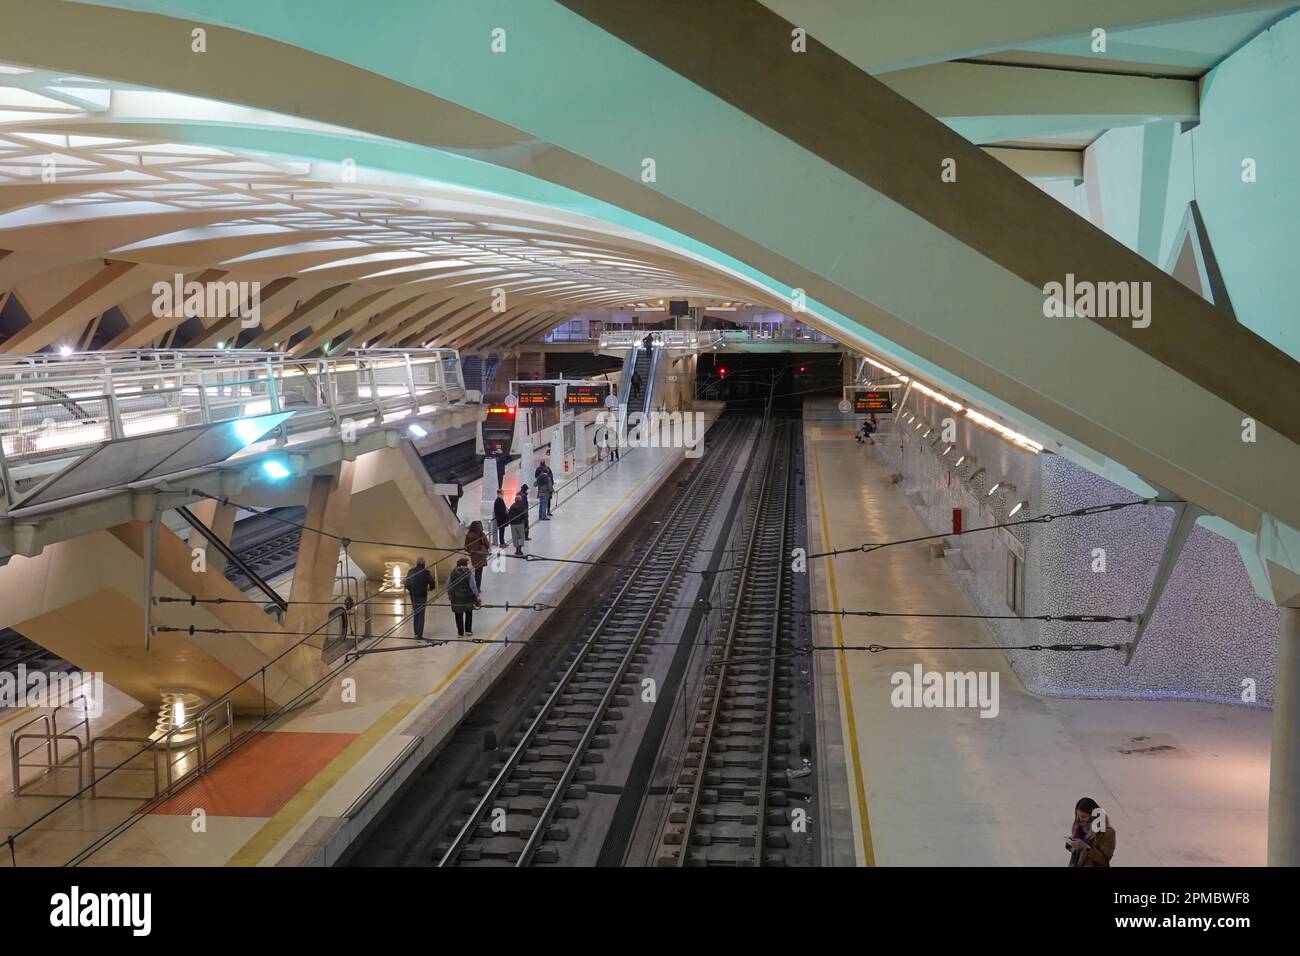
left=870, top=394, right=1277, bottom=707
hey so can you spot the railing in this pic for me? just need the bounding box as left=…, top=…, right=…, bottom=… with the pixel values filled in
left=0, top=347, right=468, bottom=510
left=597, top=330, right=723, bottom=351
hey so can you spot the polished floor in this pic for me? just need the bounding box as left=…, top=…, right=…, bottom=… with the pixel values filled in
left=805, top=401, right=1270, bottom=866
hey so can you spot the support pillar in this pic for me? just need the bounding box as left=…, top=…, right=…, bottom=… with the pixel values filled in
left=479, top=457, right=500, bottom=523
left=1269, top=604, right=1300, bottom=866
left=187, top=497, right=238, bottom=571
left=519, top=439, right=535, bottom=488
left=285, top=464, right=355, bottom=638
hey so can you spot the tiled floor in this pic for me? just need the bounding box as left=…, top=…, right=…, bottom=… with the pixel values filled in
left=805, top=404, right=1271, bottom=866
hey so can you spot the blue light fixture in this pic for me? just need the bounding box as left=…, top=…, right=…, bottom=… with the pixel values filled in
left=261, top=460, right=291, bottom=481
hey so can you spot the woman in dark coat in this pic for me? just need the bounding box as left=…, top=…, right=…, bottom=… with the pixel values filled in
left=493, top=490, right=509, bottom=547
left=447, top=557, right=481, bottom=636
left=465, top=520, right=491, bottom=589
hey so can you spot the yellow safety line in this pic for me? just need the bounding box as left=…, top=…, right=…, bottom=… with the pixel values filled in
left=227, top=448, right=681, bottom=865
left=0, top=706, right=35, bottom=729
left=811, top=438, right=876, bottom=867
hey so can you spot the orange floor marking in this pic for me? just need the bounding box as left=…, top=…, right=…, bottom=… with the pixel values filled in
left=151, top=732, right=357, bottom=818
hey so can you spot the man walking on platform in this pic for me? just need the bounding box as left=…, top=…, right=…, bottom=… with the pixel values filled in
left=404, top=556, right=433, bottom=640
left=535, top=462, right=555, bottom=520
left=507, top=493, right=528, bottom=556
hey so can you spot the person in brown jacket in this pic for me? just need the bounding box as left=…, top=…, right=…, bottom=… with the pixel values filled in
left=464, top=520, right=491, bottom=590
left=1067, top=797, right=1116, bottom=866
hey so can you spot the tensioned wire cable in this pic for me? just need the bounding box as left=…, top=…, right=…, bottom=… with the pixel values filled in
left=149, top=625, right=1128, bottom=656
left=184, top=488, right=1166, bottom=576
left=156, top=594, right=1135, bottom=624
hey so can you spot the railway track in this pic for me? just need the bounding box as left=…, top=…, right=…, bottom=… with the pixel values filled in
left=436, top=417, right=752, bottom=867
left=222, top=507, right=306, bottom=591
left=656, top=417, right=808, bottom=865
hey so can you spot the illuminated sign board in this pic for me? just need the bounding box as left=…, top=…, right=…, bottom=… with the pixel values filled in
left=854, top=389, right=893, bottom=413
left=516, top=384, right=556, bottom=408
left=565, top=384, right=611, bottom=408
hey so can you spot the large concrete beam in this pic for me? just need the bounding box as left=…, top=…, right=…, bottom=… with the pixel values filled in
left=879, top=61, right=1198, bottom=124
left=983, top=147, right=1084, bottom=181
left=757, top=0, right=1286, bottom=72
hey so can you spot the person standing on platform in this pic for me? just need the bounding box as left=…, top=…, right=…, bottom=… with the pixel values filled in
left=493, top=489, right=509, bottom=547
left=446, top=557, right=481, bottom=637
left=1066, top=797, right=1116, bottom=867
left=490, top=443, right=506, bottom=488
left=404, top=556, right=433, bottom=640
left=465, top=520, right=490, bottom=590
left=519, top=483, right=532, bottom=539
left=535, top=462, right=555, bottom=520
left=507, top=493, right=528, bottom=556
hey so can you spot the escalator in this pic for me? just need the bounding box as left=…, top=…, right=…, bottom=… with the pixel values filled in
left=626, top=343, right=654, bottom=414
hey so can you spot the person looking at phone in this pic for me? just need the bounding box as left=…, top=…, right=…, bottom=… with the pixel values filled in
left=1067, top=797, right=1116, bottom=867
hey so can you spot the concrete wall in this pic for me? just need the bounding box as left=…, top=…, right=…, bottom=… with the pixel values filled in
left=871, top=392, right=1279, bottom=706
left=1039, top=10, right=1300, bottom=360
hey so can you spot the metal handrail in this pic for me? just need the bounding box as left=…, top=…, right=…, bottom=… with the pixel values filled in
left=8, top=714, right=53, bottom=792
left=12, top=733, right=84, bottom=797
left=0, top=348, right=467, bottom=473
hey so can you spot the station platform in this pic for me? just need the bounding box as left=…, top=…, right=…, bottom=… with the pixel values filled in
left=1, top=403, right=723, bottom=866
left=804, top=401, right=1272, bottom=867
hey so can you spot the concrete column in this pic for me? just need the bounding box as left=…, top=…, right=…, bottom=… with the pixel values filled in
left=285, top=464, right=355, bottom=637
left=519, top=439, right=534, bottom=487
left=1269, top=604, right=1300, bottom=865
left=550, top=433, right=564, bottom=475
left=479, top=457, right=499, bottom=522
left=188, top=497, right=237, bottom=572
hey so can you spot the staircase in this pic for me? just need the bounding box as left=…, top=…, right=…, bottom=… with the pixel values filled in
left=460, top=355, right=484, bottom=392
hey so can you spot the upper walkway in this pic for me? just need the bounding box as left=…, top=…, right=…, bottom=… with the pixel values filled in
left=0, top=347, right=474, bottom=556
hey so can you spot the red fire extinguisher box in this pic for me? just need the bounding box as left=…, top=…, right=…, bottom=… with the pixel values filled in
left=952, top=507, right=963, bottom=536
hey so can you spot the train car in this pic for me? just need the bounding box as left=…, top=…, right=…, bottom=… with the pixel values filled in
left=481, top=392, right=519, bottom=456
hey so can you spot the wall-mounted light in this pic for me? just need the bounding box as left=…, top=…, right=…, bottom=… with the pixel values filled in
left=941, top=445, right=955, bottom=457
left=408, top=423, right=428, bottom=439
left=261, top=459, right=291, bottom=481
left=1008, top=500, right=1028, bottom=518
left=987, top=482, right=1002, bottom=497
